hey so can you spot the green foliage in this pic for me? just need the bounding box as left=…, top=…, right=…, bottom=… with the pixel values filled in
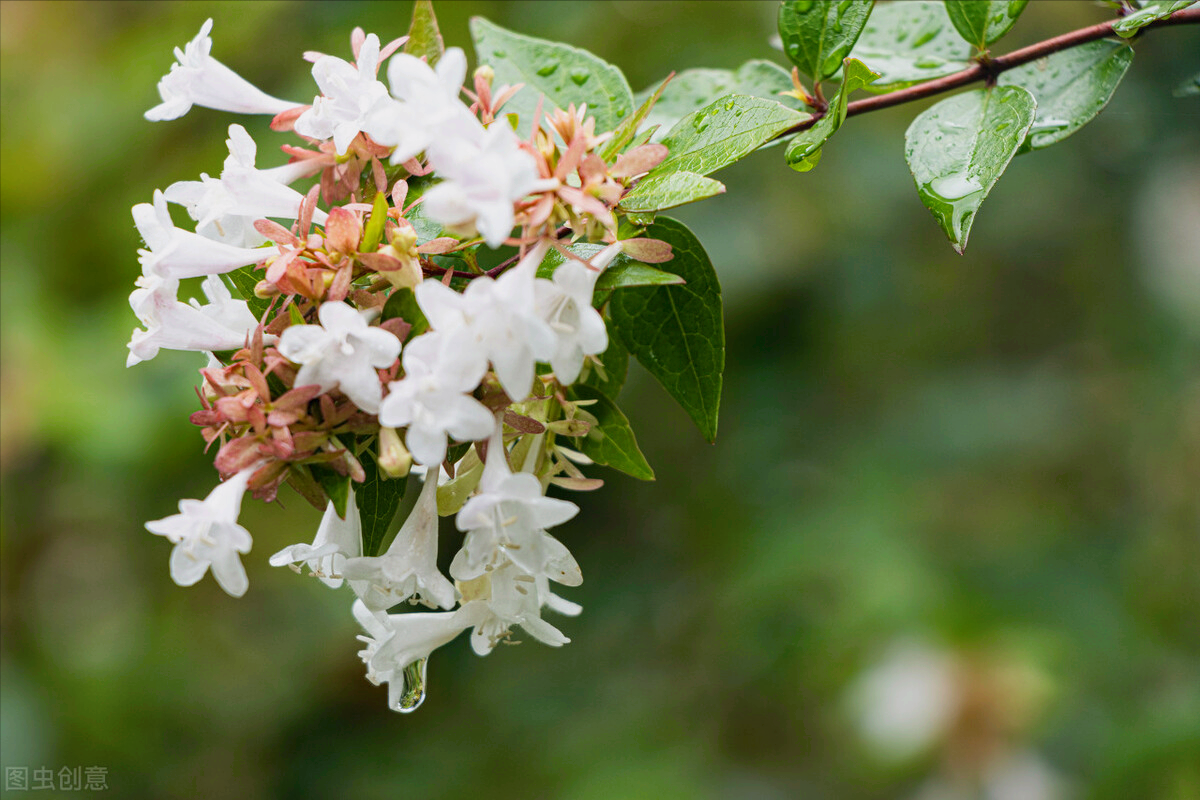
left=360, top=192, right=389, bottom=253
left=786, top=57, right=879, bottom=172
left=944, top=0, right=1029, bottom=50
left=536, top=244, right=684, bottom=290
left=580, top=324, right=629, bottom=398
left=567, top=385, right=654, bottom=480
left=905, top=85, right=1037, bottom=254
left=225, top=267, right=271, bottom=319
left=355, top=449, right=406, bottom=558
left=1112, top=0, right=1197, bottom=37
left=601, top=75, right=669, bottom=159
left=850, top=0, right=972, bottom=92
left=405, top=0, right=445, bottom=65
left=633, top=61, right=805, bottom=140
left=470, top=17, right=634, bottom=135
left=610, top=217, right=724, bottom=442
left=652, top=95, right=809, bottom=178
left=778, top=0, right=874, bottom=84
left=618, top=171, right=727, bottom=212
left=999, top=40, right=1134, bottom=151
left=381, top=287, right=429, bottom=340
left=311, top=464, right=352, bottom=519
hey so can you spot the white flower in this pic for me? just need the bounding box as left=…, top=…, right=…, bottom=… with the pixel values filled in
left=268, top=487, right=363, bottom=588
left=164, top=124, right=327, bottom=246
left=459, top=564, right=574, bottom=655
left=126, top=275, right=271, bottom=367
left=353, top=599, right=484, bottom=712
left=451, top=425, right=580, bottom=582
left=133, top=190, right=272, bottom=279
left=377, top=332, right=493, bottom=467
left=366, top=47, right=479, bottom=164
left=415, top=241, right=557, bottom=401
left=145, top=19, right=298, bottom=122
left=421, top=124, right=553, bottom=247
left=295, top=33, right=394, bottom=155
left=341, top=471, right=456, bottom=610
left=534, top=243, right=620, bottom=384
left=144, top=468, right=256, bottom=597
left=276, top=301, right=402, bottom=414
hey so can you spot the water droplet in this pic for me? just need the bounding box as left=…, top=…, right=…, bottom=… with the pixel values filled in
left=913, top=25, right=941, bottom=48
left=536, top=64, right=559, bottom=77
left=915, top=56, right=945, bottom=69
left=393, top=658, right=428, bottom=713
left=570, top=71, right=590, bottom=86
left=793, top=0, right=816, bottom=12
left=493, top=50, right=507, bottom=59
left=922, top=174, right=984, bottom=243
left=724, top=99, right=736, bottom=111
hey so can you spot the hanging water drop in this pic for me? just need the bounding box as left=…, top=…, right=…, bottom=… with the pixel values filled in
left=537, top=63, right=559, bottom=77
left=394, top=658, right=428, bottom=713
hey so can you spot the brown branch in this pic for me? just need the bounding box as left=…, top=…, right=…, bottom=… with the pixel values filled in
left=775, top=6, right=1200, bottom=139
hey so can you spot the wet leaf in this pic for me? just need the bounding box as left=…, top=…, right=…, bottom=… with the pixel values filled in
left=610, top=217, right=724, bottom=442
left=905, top=85, right=1037, bottom=253
left=778, top=0, right=874, bottom=83
left=999, top=40, right=1133, bottom=151
left=567, top=385, right=654, bottom=480
left=652, top=95, right=809, bottom=178
left=1112, top=0, right=1197, bottom=38
left=632, top=60, right=805, bottom=142
left=945, top=0, right=1030, bottom=49
left=618, top=171, right=726, bottom=212
left=470, top=17, right=634, bottom=135
left=851, top=0, right=972, bottom=92
left=785, top=57, right=878, bottom=172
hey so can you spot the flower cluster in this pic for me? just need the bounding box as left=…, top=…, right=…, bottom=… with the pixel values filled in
left=132, top=18, right=675, bottom=712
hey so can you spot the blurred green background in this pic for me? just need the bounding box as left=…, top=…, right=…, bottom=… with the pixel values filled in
left=1, top=1, right=1198, bottom=798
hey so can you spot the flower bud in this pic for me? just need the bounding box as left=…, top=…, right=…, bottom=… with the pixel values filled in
left=377, top=426, right=412, bottom=479
left=473, top=64, right=495, bottom=89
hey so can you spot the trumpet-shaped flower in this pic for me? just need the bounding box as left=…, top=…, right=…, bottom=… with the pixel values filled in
left=341, top=471, right=456, bottom=610
left=421, top=123, right=553, bottom=247
left=415, top=242, right=556, bottom=401
left=146, top=19, right=298, bottom=122
left=353, top=599, right=485, bottom=712
left=458, top=564, right=574, bottom=655
left=377, top=331, right=493, bottom=467
left=127, top=275, right=270, bottom=367
left=145, top=468, right=255, bottom=597
left=367, top=47, right=479, bottom=164
left=269, top=487, right=363, bottom=588
left=276, top=301, right=402, bottom=414
left=534, top=243, right=620, bottom=383
left=133, top=190, right=272, bottom=279
left=295, top=33, right=393, bottom=155
left=164, top=124, right=327, bottom=246
left=451, top=426, right=580, bottom=582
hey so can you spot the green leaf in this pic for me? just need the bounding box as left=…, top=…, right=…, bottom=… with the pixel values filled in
left=404, top=0, right=445, bottom=65
left=618, top=171, right=726, bottom=212
left=311, top=464, right=351, bottom=519
left=778, top=0, right=874, bottom=83
left=403, top=175, right=446, bottom=243
left=469, top=17, right=634, bottom=135
left=905, top=85, right=1037, bottom=254
left=610, top=217, right=724, bottom=442
left=785, top=57, right=879, bottom=172
left=652, top=95, right=809, bottom=178
left=633, top=60, right=805, bottom=142
left=360, top=191, right=389, bottom=253
left=600, top=75, right=669, bottom=160
left=355, top=450, right=406, bottom=557
left=1112, top=0, right=1197, bottom=38
left=998, top=40, right=1133, bottom=151
left=536, top=244, right=684, bottom=290
left=944, top=0, right=1029, bottom=49
left=850, top=0, right=972, bottom=92
left=567, top=385, right=654, bottom=480
left=580, top=323, right=628, bottom=398
left=225, top=267, right=270, bottom=319
left=381, top=287, right=428, bottom=340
